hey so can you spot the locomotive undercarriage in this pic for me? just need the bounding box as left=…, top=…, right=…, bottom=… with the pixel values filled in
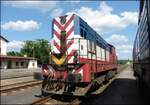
left=41, top=79, right=90, bottom=96
left=43, top=52, right=117, bottom=96
left=41, top=63, right=90, bottom=96
left=41, top=64, right=117, bottom=96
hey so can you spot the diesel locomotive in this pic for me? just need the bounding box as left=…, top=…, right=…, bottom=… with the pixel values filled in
left=41, top=14, right=117, bottom=96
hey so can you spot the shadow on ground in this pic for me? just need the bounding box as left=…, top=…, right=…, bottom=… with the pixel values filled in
left=80, top=78, right=150, bottom=104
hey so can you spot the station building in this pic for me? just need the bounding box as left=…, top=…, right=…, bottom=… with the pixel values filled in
left=0, top=35, right=37, bottom=69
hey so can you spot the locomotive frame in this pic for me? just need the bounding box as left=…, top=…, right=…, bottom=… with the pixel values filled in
left=41, top=14, right=117, bottom=96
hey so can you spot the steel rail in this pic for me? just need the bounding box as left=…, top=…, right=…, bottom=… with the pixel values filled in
left=1, top=80, right=37, bottom=88
left=30, top=95, right=81, bottom=105
left=30, top=95, right=52, bottom=105
left=0, top=81, right=42, bottom=93
left=30, top=65, right=128, bottom=105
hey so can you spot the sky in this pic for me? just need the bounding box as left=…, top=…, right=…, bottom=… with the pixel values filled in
left=1, top=1, right=139, bottom=60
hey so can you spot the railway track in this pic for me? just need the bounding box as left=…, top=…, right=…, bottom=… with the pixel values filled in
left=0, top=80, right=42, bottom=93
left=30, top=78, right=115, bottom=105
left=30, top=74, right=118, bottom=105
left=30, top=95, right=81, bottom=105
left=30, top=64, right=128, bottom=105
left=31, top=95, right=52, bottom=105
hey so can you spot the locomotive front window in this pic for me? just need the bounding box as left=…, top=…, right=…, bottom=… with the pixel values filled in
left=84, top=31, right=87, bottom=39
left=80, top=28, right=87, bottom=39
left=80, top=28, right=84, bottom=37
left=110, top=47, right=112, bottom=53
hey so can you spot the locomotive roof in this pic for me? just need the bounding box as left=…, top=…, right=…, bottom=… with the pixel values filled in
left=76, top=14, right=109, bottom=49
left=53, top=14, right=114, bottom=50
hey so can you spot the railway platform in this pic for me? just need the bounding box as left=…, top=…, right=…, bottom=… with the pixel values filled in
left=1, top=76, right=36, bottom=87
left=0, top=68, right=40, bottom=80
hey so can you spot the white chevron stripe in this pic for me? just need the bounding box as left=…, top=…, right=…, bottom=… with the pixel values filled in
left=53, top=45, right=60, bottom=53
left=66, top=32, right=74, bottom=45
left=67, top=41, right=75, bottom=54
left=53, top=33, right=60, bottom=46
left=53, top=18, right=74, bottom=36
left=67, top=39, right=80, bottom=63
left=68, top=56, right=74, bottom=63
left=67, top=39, right=79, bottom=54
left=54, top=24, right=61, bottom=33
left=66, top=20, right=74, bottom=33
left=62, top=14, right=72, bottom=27
left=52, top=14, right=74, bottom=56
left=53, top=15, right=74, bottom=45
left=66, top=15, right=72, bottom=22
left=54, top=15, right=74, bottom=33
left=53, top=26, right=74, bottom=46
left=54, top=14, right=72, bottom=27
left=55, top=17, right=60, bottom=24
left=52, top=40, right=60, bottom=53
left=51, top=39, right=60, bottom=53
left=67, top=45, right=75, bottom=63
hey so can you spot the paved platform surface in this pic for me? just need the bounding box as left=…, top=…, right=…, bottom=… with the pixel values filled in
left=1, top=85, right=42, bottom=104
left=1, top=76, right=35, bottom=87
left=0, top=68, right=40, bottom=80
left=81, top=66, right=149, bottom=104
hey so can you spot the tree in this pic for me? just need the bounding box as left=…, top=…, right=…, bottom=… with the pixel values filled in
left=20, top=39, right=51, bottom=65
left=117, top=60, right=132, bottom=64
left=20, top=40, right=35, bottom=57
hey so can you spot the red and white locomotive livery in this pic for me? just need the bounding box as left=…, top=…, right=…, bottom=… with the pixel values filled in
left=41, top=14, right=117, bottom=96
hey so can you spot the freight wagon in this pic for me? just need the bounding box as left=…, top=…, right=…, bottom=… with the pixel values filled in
left=133, top=0, right=150, bottom=93
left=41, top=14, right=117, bottom=96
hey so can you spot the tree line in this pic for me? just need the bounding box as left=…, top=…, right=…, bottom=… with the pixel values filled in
left=117, top=60, right=132, bottom=64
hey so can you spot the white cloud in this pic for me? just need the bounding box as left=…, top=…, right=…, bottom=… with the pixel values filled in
left=106, top=34, right=132, bottom=59
left=116, top=45, right=133, bottom=54
left=105, top=34, right=132, bottom=59
left=106, top=34, right=128, bottom=43
left=3, top=1, right=57, bottom=13
left=51, top=8, right=63, bottom=18
left=7, top=40, right=24, bottom=49
left=99, top=1, right=113, bottom=14
left=67, top=1, right=138, bottom=33
left=63, top=1, right=80, bottom=3
left=2, top=1, right=63, bottom=18
left=1, top=20, right=39, bottom=31
left=115, top=44, right=133, bottom=60
left=121, top=11, right=138, bottom=25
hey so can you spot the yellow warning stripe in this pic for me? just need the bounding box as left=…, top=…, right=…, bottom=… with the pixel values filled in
left=51, top=55, right=66, bottom=66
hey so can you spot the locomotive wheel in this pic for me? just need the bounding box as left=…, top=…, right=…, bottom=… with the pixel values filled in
left=104, top=72, right=111, bottom=83
left=85, top=81, right=100, bottom=96
left=41, top=88, right=48, bottom=96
